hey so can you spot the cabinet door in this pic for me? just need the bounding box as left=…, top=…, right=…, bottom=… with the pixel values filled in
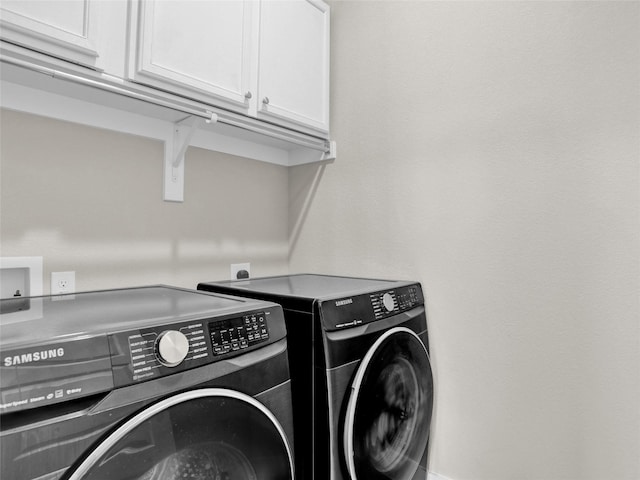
left=257, top=0, right=330, bottom=134
left=0, top=0, right=101, bottom=69
left=130, top=0, right=253, bottom=113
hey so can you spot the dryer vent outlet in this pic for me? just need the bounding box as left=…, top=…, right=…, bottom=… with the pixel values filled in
left=230, top=263, right=250, bottom=281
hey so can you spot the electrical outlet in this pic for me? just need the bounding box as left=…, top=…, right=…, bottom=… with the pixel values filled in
left=51, top=271, right=76, bottom=295
left=230, top=263, right=250, bottom=281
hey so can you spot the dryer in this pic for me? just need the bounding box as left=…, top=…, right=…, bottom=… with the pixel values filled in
left=0, top=286, right=294, bottom=480
left=198, top=274, right=434, bottom=480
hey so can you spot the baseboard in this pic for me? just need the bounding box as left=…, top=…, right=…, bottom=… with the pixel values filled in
left=428, top=473, right=452, bottom=480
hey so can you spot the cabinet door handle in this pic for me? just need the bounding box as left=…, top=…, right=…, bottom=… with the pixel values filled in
left=262, top=97, right=270, bottom=105
left=244, top=91, right=252, bottom=99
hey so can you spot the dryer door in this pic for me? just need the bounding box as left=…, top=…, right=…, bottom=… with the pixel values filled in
left=64, top=388, right=294, bottom=480
left=343, top=327, right=433, bottom=480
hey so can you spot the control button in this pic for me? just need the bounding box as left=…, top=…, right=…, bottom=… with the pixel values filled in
left=156, top=330, right=190, bottom=367
left=382, top=293, right=395, bottom=312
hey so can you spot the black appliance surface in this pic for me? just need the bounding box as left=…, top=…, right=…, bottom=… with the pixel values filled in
left=215, top=274, right=399, bottom=299
left=1, top=285, right=295, bottom=480
left=197, top=274, right=434, bottom=480
left=1, top=285, right=246, bottom=341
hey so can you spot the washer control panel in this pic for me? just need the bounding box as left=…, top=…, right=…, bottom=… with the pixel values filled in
left=110, top=308, right=277, bottom=387
left=209, top=311, right=269, bottom=356
left=122, top=322, right=209, bottom=384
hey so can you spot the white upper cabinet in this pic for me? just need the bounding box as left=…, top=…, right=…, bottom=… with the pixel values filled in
left=128, top=0, right=329, bottom=135
left=0, top=0, right=102, bottom=69
left=257, top=0, right=330, bottom=134
left=128, top=0, right=255, bottom=115
left=0, top=0, right=334, bottom=178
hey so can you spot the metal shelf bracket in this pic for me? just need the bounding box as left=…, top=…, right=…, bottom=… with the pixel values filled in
left=321, top=140, right=337, bottom=161
left=164, top=113, right=218, bottom=202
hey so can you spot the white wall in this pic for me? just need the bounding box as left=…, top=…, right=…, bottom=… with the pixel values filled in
left=0, top=109, right=290, bottom=291
left=290, top=2, right=639, bottom=479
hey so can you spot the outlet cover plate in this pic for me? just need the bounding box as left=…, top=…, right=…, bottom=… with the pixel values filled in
left=230, top=263, right=250, bottom=281
left=51, top=271, right=76, bottom=295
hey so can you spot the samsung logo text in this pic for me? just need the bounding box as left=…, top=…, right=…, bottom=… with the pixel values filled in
left=335, top=298, right=353, bottom=307
left=3, top=348, right=65, bottom=367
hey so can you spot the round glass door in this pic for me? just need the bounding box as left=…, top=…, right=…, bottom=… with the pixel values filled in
left=344, top=327, right=433, bottom=480
left=64, top=388, right=294, bottom=480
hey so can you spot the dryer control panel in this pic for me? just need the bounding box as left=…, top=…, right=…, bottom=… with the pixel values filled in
left=370, top=286, right=421, bottom=320
left=319, top=283, right=424, bottom=331
left=110, top=307, right=279, bottom=387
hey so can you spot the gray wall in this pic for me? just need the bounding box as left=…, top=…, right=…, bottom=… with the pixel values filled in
left=0, top=110, right=290, bottom=291
left=290, top=1, right=639, bottom=479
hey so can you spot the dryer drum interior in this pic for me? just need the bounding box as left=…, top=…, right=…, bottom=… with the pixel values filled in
left=64, top=388, right=294, bottom=480
left=343, top=327, right=434, bottom=480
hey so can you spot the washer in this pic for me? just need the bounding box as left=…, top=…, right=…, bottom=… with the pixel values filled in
left=1, top=285, right=295, bottom=480
left=198, top=274, right=434, bottom=480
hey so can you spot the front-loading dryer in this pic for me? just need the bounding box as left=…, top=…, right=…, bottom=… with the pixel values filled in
left=197, top=274, right=434, bottom=480
left=0, top=285, right=294, bottom=480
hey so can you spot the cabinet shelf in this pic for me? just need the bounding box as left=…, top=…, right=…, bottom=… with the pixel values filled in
left=0, top=58, right=335, bottom=202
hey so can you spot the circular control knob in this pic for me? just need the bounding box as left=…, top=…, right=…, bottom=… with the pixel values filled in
left=382, top=293, right=395, bottom=312
left=156, top=330, right=189, bottom=367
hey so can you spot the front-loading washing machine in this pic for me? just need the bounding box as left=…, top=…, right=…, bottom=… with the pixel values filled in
left=197, top=274, right=434, bottom=480
left=1, top=285, right=295, bottom=480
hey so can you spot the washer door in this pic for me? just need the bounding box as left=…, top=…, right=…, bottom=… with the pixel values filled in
left=64, top=388, right=294, bottom=480
left=343, top=327, right=433, bottom=480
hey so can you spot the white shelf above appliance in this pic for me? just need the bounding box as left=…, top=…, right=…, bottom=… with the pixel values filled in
left=0, top=58, right=336, bottom=202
